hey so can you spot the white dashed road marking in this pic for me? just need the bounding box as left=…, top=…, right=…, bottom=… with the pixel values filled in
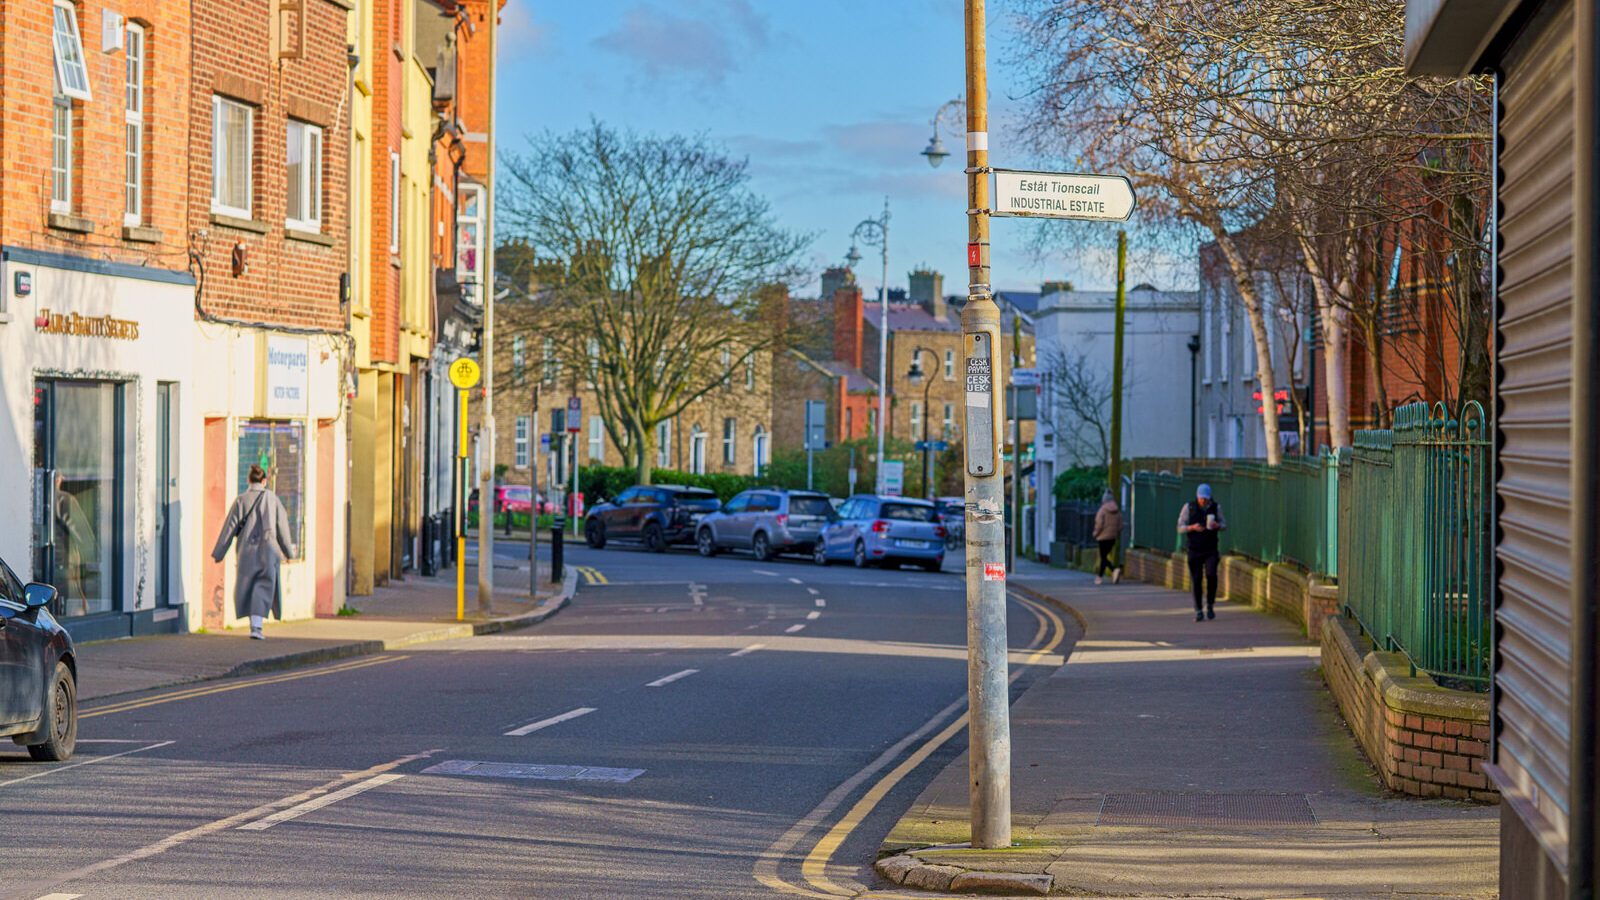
left=237, top=773, right=405, bottom=831
left=815, top=598, right=826, bottom=607
left=807, top=611, right=821, bottom=620
left=731, top=643, right=766, bottom=657
left=505, top=707, right=597, bottom=736
left=688, top=582, right=707, bottom=606
left=785, top=624, right=806, bottom=634
left=0, top=740, right=174, bottom=789
left=806, top=587, right=820, bottom=595
left=753, top=569, right=780, bottom=577
left=646, top=669, right=699, bottom=687
left=33, top=894, right=82, bottom=899
left=787, top=577, right=804, bottom=585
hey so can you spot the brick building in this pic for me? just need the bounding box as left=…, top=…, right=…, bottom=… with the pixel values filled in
left=189, top=0, right=353, bottom=629
left=0, top=0, right=202, bottom=640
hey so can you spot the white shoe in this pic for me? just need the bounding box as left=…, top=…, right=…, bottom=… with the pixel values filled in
left=1095, top=575, right=1103, bottom=585
left=1112, top=568, right=1123, bottom=584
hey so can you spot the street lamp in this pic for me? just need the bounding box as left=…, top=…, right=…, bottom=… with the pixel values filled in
left=849, top=199, right=891, bottom=493
left=921, top=98, right=966, bottom=169
left=1186, top=333, right=1201, bottom=457
left=907, top=346, right=938, bottom=498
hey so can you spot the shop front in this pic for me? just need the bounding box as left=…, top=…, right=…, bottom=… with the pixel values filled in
left=0, top=247, right=199, bottom=643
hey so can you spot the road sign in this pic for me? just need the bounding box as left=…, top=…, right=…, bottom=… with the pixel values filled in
left=1011, top=367, right=1039, bottom=387
left=992, top=169, right=1135, bottom=221
left=915, top=440, right=951, bottom=452
left=881, top=460, right=904, bottom=496
left=804, top=400, right=827, bottom=451
left=448, top=357, right=481, bottom=389
left=566, top=396, right=581, bottom=433
left=540, top=433, right=551, bottom=450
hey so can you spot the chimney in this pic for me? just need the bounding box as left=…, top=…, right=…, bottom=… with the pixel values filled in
left=758, top=282, right=790, bottom=338
left=909, top=267, right=946, bottom=320
left=820, top=266, right=854, bottom=309
left=832, top=284, right=864, bottom=368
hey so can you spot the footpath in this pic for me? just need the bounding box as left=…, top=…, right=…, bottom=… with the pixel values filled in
left=873, top=560, right=1498, bottom=899
left=75, top=560, right=576, bottom=703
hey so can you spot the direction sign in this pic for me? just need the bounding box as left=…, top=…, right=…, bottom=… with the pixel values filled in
left=1011, top=367, right=1039, bottom=387
left=915, top=440, right=951, bottom=452
left=448, top=357, right=481, bottom=389
left=992, top=170, right=1135, bottom=221
left=566, top=396, right=582, bottom=433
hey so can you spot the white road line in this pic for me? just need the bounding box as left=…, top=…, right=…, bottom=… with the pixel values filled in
left=237, top=773, right=405, bottom=831
left=807, top=611, right=821, bottom=620
left=806, top=587, right=820, bottom=595
left=646, top=669, right=699, bottom=687
left=815, top=598, right=826, bottom=607
left=785, top=624, right=806, bottom=633
left=688, top=582, right=707, bottom=607
left=787, top=577, right=804, bottom=585
left=0, top=740, right=174, bottom=789
left=752, top=569, right=780, bottom=577
left=731, top=643, right=766, bottom=657
left=32, top=893, right=81, bottom=899
left=504, top=707, right=598, bottom=736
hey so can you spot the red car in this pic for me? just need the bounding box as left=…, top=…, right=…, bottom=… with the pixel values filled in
left=468, top=485, right=551, bottom=528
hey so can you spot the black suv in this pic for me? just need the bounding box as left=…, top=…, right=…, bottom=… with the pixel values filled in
left=584, top=485, right=722, bottom=552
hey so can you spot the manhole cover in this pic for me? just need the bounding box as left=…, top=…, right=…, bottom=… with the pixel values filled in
left=421, top=760, right=645, bottom=783
left=1096, top=792, right=1315, bottom=828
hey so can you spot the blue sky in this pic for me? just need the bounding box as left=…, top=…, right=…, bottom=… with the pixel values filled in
left=497, top=1, right=1186, bottom=296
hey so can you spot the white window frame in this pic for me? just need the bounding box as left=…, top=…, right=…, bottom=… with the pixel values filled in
left=514, top=416, right=530, bottom=469
left=388, top=151, right=400, bottom=254
left=52, top=1, right=92, bottom=102
left=722, top=417, right=736, bottom=465
left=690, top=427, right=707, bottom=475
left=51, top=83, right=73, bottom=215
left=456, top=183, right=484, bottom=282
left=942, top=403, right=954, bottom=437
left=943, top=349, right=954, bottom=380
left=656, top=420, right=672, bottom=468
left=588, top=415, right=604, bottom=462
left=910, top=401, right=922, bottom=436
left=745, top=355, right=755, bottom=390
left=123, top=22, right=146, bottom=227
left=211, top=95, right=255, bottom=219
left=286, top=120, right=323, bottom=232
left=753, top=426, right=769, bottom=476
left=512, top=336, right=525, bottom=376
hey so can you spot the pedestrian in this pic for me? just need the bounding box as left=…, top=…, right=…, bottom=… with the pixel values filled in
left=211, top=464, right=297, bottom=640
left=1176, top=483, right=1227, bottom=621
left=1092, top=490, right=1123, bottom=585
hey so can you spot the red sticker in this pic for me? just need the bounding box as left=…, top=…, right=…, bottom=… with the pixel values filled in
left=983, top=562, right=1006, bottom=581
left=967, top=243, right=982, bottom=266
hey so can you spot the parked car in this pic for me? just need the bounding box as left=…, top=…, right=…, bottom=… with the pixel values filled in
left=936, top=496, right=965, bottom=549
left=584, top=485, right=722, bottom=552
left=695, top=488, right=836, bottom=561
left=814, top=495, right=947, bottom=571
left=0, top=557, right=77, bottom=761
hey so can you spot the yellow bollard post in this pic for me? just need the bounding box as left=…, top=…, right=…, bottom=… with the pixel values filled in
left=457, top=387, right=468, bottom=622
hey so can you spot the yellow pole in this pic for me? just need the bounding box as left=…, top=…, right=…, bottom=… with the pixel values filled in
left=457, top=388, right=468, bottom=621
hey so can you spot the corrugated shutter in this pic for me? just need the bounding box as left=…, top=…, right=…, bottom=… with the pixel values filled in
left=1494, top=3, right=1575, bottom=871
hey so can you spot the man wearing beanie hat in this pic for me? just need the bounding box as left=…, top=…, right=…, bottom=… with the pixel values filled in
left=1176, top=483, right=1227, bottom=621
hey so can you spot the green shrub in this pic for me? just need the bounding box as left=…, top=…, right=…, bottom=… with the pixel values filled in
left=1054, top=465, right=1109, bottom=502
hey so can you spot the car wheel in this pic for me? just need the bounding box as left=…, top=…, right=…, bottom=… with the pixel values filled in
left=853, top=541, right=868, bottom=569
left=752, top=532, right=772, bottom=562
left=585, top=520, right=607, bottom=550
left=813, top=543, right=829, bottom=566
left=697, top=528, right=719, bottom=557
left=643, top=523, right=666, bottom=553
left=28, top=661, right=76, bottom=762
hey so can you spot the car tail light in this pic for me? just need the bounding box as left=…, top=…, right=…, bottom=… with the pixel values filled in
left=872, top=520, right=890, bottom=534
left=934, top=525, right=947, bottom=538
left=776, top=514, right=788, bottom=527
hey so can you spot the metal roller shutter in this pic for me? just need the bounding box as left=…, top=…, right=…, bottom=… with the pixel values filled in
left=1493, top=3, right=1575, bottom=871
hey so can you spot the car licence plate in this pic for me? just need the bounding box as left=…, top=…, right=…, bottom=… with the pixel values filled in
left=894, top=539, right=930, bottom=549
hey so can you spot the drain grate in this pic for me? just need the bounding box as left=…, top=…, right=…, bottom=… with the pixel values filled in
left=422, top=759, right=645, bottom=783
left=1096, top=792, right=1315, bottom=828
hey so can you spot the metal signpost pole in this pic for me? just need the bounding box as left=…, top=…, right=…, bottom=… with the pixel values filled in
left=530, top=384, right=539, bottom=595
left=569, top=397, right=581, bottom=535
left=1109, top=231, right=1127, bottom=494
left=960, top=0, right=1011, bottom=850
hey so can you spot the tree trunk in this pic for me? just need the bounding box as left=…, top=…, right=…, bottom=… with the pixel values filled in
left=1213, top=232, right=1283, bottom=464
left=1360, top=316, right=1392, bottom=429
left=1294, top=232, right=1353, bottom=449
left=632, top=423, right=654, bottom=486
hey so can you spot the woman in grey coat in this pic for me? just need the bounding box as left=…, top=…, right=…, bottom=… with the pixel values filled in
left=212, top=465, right=297, bottom=639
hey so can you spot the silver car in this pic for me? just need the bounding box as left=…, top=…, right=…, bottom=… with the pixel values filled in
left=696, top=489, right=836, bottom=561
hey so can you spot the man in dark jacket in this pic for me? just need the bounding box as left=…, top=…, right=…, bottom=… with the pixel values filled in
left=1176, top=483, right=1227, bottom=621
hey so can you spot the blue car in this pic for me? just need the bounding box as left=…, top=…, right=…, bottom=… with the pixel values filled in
left=813, top=495, right=947, bottom=571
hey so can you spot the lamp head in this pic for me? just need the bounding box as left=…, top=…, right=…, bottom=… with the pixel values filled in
left=845, top=244, right=862, bottom=268
left=921, top=134, right=950, bottom=168
left=907, top=362, right=924, bottom=386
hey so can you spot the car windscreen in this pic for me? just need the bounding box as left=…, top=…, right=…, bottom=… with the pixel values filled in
left=788, top=497, right=833, bottom=517
left=676, top=492, right=721, bottom=510
left=504, top=486, right=532, bottom=500
left=881, top=502, right=938, bottom=522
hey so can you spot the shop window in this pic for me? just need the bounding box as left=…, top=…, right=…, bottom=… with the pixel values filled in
left=237, top=421, right=304, bottom=558
left=33, top=380, right=124, bottom=618
left=212, top=95, right=254, bottom=218
left=286, top=120, right=323, bottom=232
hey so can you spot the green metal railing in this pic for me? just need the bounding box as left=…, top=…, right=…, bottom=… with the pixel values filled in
left=1129, top=400, right=1490, bottom=689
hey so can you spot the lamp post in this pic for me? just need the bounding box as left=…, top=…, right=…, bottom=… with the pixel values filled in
left=921, top=98, right=966, bottom=169
left=848, top=199, right=891, bottom=493
left=1186, top=334, right=1201, bottom=457
left=907, top=347, right=938, bottom=498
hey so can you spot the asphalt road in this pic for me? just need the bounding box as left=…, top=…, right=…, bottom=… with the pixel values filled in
left=0, top=539, right=1067, bottom=899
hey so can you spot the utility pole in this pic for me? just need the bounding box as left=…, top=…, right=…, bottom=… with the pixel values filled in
left=530, top=383, right=539, bottom=595
left=1109, top=230, right=1127, bottom=494
left=475, top=0, right=499, bottom=614
left=959, top=0, right=1012, bottom=850
left=1009, top=311, right=1022, bottom=568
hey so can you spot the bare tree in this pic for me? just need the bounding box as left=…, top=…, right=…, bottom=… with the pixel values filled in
left=1040, top=348, right=1113, bottom=467
left=499, top=123, right=810, bottom=483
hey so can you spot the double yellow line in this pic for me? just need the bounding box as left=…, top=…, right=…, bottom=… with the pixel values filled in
left=82, top=654, right=409, bottom=720
left=575, top=565, right=607, bottom=585
left=762, top=590, right=1069, bottom=897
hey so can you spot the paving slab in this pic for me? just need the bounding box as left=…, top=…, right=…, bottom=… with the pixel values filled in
left=878, top=559, right=1498, bottom=898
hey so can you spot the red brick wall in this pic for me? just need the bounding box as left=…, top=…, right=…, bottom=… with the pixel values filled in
left=1, top=0, right=192, bottom=266
left=190, top=0, right=348, bottom=330
left=833, top=285, right=863, bottom=368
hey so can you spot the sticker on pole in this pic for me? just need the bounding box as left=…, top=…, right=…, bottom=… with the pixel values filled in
left=449, top=357, right=481, bottom=389
left=983, top=563, right=1006, bottom=581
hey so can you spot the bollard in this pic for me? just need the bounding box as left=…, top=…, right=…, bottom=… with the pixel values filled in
left=550, top=515, right=566, bottom=584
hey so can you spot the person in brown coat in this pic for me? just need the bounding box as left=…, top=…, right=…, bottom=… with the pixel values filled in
left=1092, top=490, right=1124, bottom=584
